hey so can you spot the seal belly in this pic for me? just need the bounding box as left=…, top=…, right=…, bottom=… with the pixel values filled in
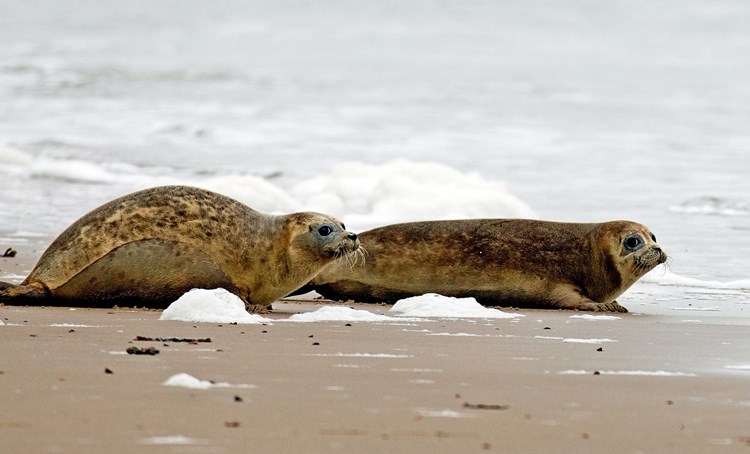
left=51, top=239, right=236, bottom=308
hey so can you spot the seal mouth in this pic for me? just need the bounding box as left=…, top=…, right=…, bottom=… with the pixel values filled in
left=325, top=238, right=365, bottom=267
left=634, top=246, right=667, bottom=272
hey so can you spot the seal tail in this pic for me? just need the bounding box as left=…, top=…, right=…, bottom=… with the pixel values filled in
left=0, top=280, right=19, bottom=292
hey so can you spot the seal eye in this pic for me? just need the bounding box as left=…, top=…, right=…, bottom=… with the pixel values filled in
left=341, top=223, right=346, bottom=231
left=623, top=235, right=644, bottom=252
left=318, top=226, right=333, bottom=237
left=650, top=233, right=657, bottom=242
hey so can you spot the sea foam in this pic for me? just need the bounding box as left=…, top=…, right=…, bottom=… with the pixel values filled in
left=2, top=151, right=536, bottom=233
left=390, top=293, right=524, bottom=319
left=286, top=306, right=397, bottom=322
left=639, top=268, right=750, bottom=291
left=160, top=288, right=271, bottom=324
left=288, top=159, right=536, bottom=230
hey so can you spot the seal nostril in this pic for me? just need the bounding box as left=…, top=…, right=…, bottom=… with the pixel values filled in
left=347, top=233, right=358, bottom=241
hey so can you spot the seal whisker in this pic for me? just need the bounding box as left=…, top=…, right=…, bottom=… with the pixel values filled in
left=355, top=247, right=367, bottom=267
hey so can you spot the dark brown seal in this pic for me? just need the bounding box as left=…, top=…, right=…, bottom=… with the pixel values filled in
left=0, top=186, right=359, bottom=311
left=302, top=219, right=666, bottom=312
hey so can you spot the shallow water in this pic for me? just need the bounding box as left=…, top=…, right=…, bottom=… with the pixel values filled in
left=1, top=0, right=748, bottom=315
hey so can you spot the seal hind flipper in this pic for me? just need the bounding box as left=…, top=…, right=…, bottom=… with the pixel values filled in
left=0, top=281, right=49, bottom=301
left=50, top=239, right=237, bottom=308
left=0, top=280, right=17, bottom=292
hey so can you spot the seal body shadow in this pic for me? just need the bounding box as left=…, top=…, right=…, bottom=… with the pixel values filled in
left=306, top=219, right=666, bottom=312
left=0, top=186, right=359, bottom=311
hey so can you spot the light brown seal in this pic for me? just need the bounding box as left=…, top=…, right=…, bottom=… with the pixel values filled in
left=301, top=219, right=666, bottom=312
left=0, top=185, right=359, bottom=311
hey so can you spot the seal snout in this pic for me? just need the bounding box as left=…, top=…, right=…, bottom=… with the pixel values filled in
left=653, top=246, right=668, bottom=265
left=635, top=244, right=667, bottom=271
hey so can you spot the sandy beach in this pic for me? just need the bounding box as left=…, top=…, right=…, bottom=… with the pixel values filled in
left=2, top=299, right=749, bottom=453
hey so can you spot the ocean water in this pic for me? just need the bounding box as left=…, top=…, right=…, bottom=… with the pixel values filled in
left=1, top=0, right=748, bottom=316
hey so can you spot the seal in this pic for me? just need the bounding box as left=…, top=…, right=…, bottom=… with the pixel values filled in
left=302, top=219, right=666, bottom=312
left=0, top=185, right=359, bottom=311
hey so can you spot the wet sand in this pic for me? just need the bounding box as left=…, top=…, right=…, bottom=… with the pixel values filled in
left=2, top=301, right=750, bottom=453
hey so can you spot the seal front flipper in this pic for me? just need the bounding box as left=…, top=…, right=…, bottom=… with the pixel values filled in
left=551, top=286, right=628, bottom=313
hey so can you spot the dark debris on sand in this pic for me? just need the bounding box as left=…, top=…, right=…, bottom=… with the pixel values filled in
left=126, top=346, right=160, bottom=355
left=134, top=336, right=211, bottom=344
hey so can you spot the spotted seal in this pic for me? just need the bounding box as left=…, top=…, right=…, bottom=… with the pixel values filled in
left=0, top=186, right=359, bottom=311
left=302, top=219, right=666, bottom=312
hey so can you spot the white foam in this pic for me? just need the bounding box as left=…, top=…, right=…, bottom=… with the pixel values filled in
left=49, top=323, right=96, bottom=327
left=389, top=293, right=524, bottom=319
left=640, top=268, right=750, bottom=291
left=162, top=372, right=256, bottom=389
left=0, top=274, right=25, bottom=282
left=0, top=319, right=4, bottom=326
left=285, top=306, right=397, bottom=322
left=417, top=409, right=475, bottom=419
left=428, top=332, right=484, bottom=337
left=30, top=158, right=119, bottom=183
left=569, top=315, right=622, bottom=321
left=163, top=373, right=228, bottom=390
left=304, top=353, right=413, bottom=358
left=725, top=365, right=750, bottom=371
left=0, top=147, right=149, bottom=184
left=670, top=306, right=722, bottom=312
left=2, top=154, right=538, bottom=240
left=196, top=174, right=300, bottom=214
left=138, top=435, right=204, bottom=446
left=559, top=370, right=697, bottom=377
left=160, top=288, right=272, bottom=324
left=289, top=159, right=536, bottom=230
left=562, top=338, right=618, bottom=344
left=0, top=146, right=34, bottom=166
left=669, top=196, right=749, bottom=217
